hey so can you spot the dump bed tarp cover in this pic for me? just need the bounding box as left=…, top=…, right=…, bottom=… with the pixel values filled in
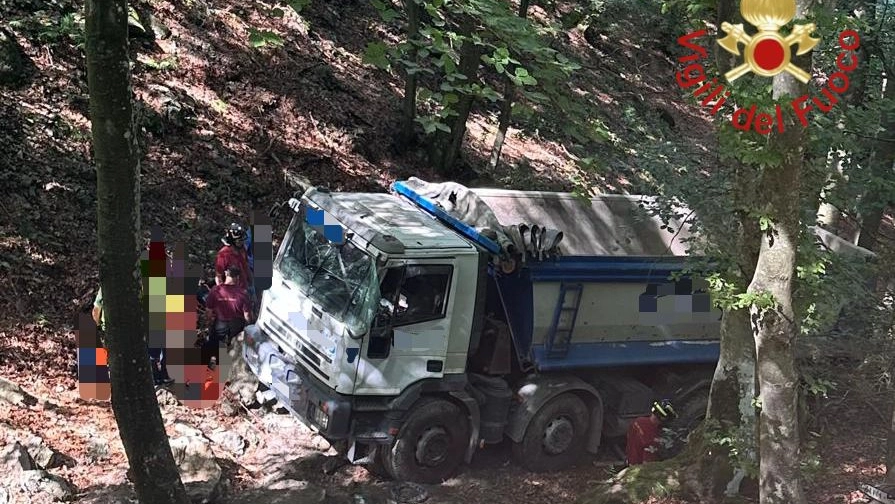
left=399, top=177, right=698, bottom=258
left=472, top=188, right=698, bottom=257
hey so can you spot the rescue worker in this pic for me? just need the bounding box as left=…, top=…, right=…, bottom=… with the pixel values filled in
left=203, top=265, right=252, bottom=366
left=215, top=223, right=252, bottom=289
left=625, top=399, right=677, bottom=465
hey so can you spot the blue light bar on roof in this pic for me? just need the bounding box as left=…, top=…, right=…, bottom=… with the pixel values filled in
left=391, top=180, right=502, bottom=255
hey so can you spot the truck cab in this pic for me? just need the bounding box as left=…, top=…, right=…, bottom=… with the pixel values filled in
left=244, top=186, right=494, bottom=476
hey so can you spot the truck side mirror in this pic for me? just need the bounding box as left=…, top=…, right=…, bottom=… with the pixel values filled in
left=367, top=319, right=394, bottom=359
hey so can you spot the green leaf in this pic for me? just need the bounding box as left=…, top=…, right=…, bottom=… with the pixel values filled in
left=380, top=8, right=400, bottom=22
left=248, top=29, right=265, bottom=48
left=442, top=55, right=457, bottom=75
left=288, top=0, right=311, bottom=13
left=270, top=7, right=285, bottom=17
left=363, top=42, right=391, bottom=69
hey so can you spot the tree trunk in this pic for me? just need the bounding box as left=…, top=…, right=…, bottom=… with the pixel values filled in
left=701, top=306, right=758, bottom=498
left=747, top=62, right=809, bottom=504
left=487, top=0, right=530, bottom=170
left=815, top=152, right=842, bottom=231
left=432, top=17, right=481, bottom=176
left=397, top=0, right=421, bottom=151
left=856, top=78, right=895, bottom=252
left=714, top=0, right=742, bottom=74
left=86, top=1, right=190, bottom=503
left=695, top=175, right=762, bottom=500
left=887, top=362, right=895, bottom=486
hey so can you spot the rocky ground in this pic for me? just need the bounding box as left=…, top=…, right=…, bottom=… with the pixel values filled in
left=0, top=352, right=891, bottom=504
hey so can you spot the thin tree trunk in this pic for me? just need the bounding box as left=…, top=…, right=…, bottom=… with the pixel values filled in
left=86, top=1, right=190, bottom=503
left=488, top=0, right=530, bottom=170
left=748, top=56, right=809, bottom=504
left=398, top=0, right=421, bottom=150
left=815, top=151, right=842, bottom=231
left=856, top=79, right=895, bottom=252
left=714, top=0, right=742, bottom=74
left=433, top=17, right=481, bottom=176
left=887, top=363, right=895, bottom=486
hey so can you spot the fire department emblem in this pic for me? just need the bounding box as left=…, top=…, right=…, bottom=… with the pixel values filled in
left=717, top=0, right=820, bottom=83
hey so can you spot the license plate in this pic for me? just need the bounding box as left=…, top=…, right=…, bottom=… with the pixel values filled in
left=860, top=484, right=895, bottom=503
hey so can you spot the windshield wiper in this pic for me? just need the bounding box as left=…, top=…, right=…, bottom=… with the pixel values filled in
left=341, top=263, right=374, bottom=318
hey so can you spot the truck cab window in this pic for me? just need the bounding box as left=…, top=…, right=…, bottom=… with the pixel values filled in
left=395, top=265, right=452, bottom=326
left=377, top=265, right=452, bottom=327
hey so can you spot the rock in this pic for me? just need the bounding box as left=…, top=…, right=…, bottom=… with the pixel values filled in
left=389, top=482, right=429, bottom=504
left=219, top=397, right=240, bottom=417
left=169, top=436, right=222, bottom=504
left=25, top=435, right=73, bottom=470
left=1, top=442, right=33, bottom=475
left=312, top=435, right=331, bottom=452
left=156, top=388, right=181, bottom=407
left=173, top=422, right=206, bottom=439
left=209, top=431, right=246, bottom=456
left=0, top=28, right=26, bottom=87
left=256, top=389, right=277, bottom=408
left=149, top=15, right=172, bottom=40
left=272, top=401, right=289, bottom=415
left=18, top=470, right=77, bottom=502
left=86, top=436, right=110, bottom=463
left=0, top=377, right=37, bottom=408
left=230, top=480, right=326, bottom=504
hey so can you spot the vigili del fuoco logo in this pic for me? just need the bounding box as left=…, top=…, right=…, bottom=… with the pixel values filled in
left=675, top=0, right=861, bottom=134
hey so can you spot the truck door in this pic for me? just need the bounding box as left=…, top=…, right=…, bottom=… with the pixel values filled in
left=354, top=261, right=455, bottom=395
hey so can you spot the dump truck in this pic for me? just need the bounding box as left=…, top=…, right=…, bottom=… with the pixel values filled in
left=241, top=177, right=736, bottom=482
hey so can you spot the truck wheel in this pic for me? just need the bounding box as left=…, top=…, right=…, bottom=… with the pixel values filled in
left=365, top=445, right=394, bottom=479
left=512, top=393, right=589, bottom=473
left=384, top=398, right=470, bottom=484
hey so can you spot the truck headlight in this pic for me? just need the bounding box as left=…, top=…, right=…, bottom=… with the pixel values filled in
left=311, top=404, right=329, bottom=430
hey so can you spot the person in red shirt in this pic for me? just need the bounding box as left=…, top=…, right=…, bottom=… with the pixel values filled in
left=626, top=399, right=677, bottom=465
left=215, top=223, right=252, bottom=291
left=203, top=266, right=252, bottom=367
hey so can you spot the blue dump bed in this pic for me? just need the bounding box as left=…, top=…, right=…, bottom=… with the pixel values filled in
left=392, top=181, right=722, bottom=372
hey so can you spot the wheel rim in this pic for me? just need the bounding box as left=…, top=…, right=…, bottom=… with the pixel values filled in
left=542, top=416, right=575, bottom=455
left=415, top=426, right=450, bottom=467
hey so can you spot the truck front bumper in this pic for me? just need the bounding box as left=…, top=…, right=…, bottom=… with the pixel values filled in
left=242, top=324, right=352, bottom=439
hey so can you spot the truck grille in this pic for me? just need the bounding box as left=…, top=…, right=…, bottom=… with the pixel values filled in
left=261, top=308, right=332, bottom=382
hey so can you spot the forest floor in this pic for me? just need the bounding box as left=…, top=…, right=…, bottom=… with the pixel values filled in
left=0, top=0, right=893, bottom=502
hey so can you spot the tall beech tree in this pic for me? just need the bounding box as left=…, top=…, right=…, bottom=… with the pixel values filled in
left=747, top=2, right=812, bottom=499
left=85, top=0, right=190, bottom=502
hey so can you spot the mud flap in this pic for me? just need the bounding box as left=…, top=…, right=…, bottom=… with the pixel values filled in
left=449, top=390, right=481, bottom=464
left=586, top=404, right=604, bottom=455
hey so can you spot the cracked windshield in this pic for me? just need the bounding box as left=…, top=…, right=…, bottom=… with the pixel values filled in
left=277, top=212, right=379, bottom=335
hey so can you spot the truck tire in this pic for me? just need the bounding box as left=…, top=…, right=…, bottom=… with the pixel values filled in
left=384, top=397, right=470, bottom=484
left=512, top=393, right=589, bottom=473
left=365, top=445, right=394, bottom=479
